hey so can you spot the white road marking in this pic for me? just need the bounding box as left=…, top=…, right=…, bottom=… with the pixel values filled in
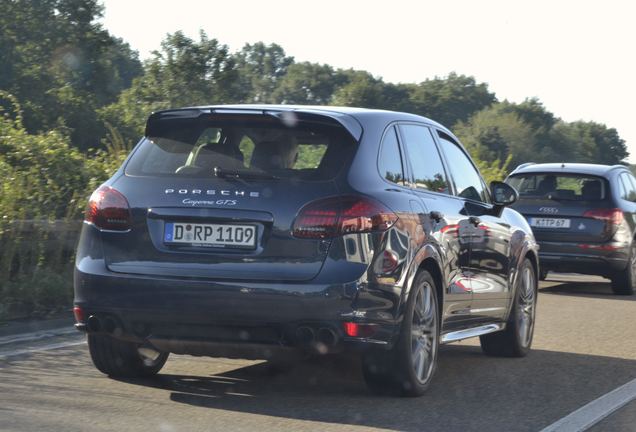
left=0, top=339, right=86, bottom=359
left=0, top=327, right=77, bottom=346
left=540, top=378, right=636, bottom=432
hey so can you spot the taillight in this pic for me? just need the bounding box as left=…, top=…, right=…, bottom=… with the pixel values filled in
left=440, top=223, right=459, bottom=237
left=343, top=322, right=377, bottom=338
left=84, top=186, right=132, bottom=231
left=292, top=196, right=398, bottom=239
left=381, top=250, right=400, bottom=273
left=578, top=243, right=621, bottom=251
left=583, top=208, right=624, bottom=225
left=73, top=306, right=84, bottom=323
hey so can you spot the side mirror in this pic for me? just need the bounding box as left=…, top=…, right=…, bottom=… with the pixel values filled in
left=490, top=181, right=518, bottom=207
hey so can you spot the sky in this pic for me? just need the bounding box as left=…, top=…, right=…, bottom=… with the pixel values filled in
left=100, top=0, right=636, bottom=161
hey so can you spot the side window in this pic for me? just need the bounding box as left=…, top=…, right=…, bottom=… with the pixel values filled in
left=378, top=126, right=405, bottom=184
left=619, top=173, right=636, bottom=202
left=618, top=174, right=629, bottom=200
left=627, top=174, right=636, bottom=202
left=399, top=124, right=449, bottom=194
left=437, top=132, right=487, bottom=202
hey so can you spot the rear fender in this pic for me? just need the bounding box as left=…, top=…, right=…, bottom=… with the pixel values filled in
left=395, top=242, right=445, bottom=326
left=505, top=230, right=539, bottom=321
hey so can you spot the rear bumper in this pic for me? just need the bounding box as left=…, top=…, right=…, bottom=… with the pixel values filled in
left=538, top=240, right=629, bottom=276
left=74, top=262, right=399, bottom=357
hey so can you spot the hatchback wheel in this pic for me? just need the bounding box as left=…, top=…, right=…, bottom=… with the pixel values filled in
left=480, top=258, right=537, bottom=357
left=362, top=270, right=439, bottom=396
left=611, top=243, right=636, bottom=295
left=88, top=334, right=168, bottom=378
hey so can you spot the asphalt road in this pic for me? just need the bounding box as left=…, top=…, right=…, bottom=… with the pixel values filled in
left=1, top=274, right=634, bottom=432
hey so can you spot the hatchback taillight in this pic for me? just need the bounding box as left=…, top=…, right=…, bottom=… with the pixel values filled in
left=583, top=208, right=624, bottom=225
left=292, top=196, right=398, bottom=239
left=84, top=186, right=132, bottom=231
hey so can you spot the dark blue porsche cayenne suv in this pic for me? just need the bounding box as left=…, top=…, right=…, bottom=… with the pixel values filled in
left=74, top=105, right=539, bottom=396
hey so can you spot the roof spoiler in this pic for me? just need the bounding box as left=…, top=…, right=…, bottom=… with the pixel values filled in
left=512, top=162, right=535, bottom=173
left=145, top=107, right=363, bottom=141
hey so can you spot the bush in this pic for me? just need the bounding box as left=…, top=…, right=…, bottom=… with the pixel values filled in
left=0, top=93, right=127, bottom=320
left=1, top=268, right=73, bottom=318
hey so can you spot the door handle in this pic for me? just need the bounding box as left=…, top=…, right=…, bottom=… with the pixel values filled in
left=469, top=216, right=481, bottom=227
left=429, top=211, right=444, bottom=223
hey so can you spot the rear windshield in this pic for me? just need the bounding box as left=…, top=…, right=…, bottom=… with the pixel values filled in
left=125, top=114, right=357, bottom=181
left=507, top=173, right=608, bottom=201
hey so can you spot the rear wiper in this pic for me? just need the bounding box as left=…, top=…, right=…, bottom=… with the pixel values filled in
left=213, top=166, right=279, bottom=180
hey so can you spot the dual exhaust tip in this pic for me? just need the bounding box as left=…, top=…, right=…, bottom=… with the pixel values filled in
left=296, top=326, right=339, bottom=351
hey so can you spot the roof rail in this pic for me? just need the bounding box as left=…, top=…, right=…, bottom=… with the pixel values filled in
left=610, top=164, right=628, bottom=170
left=512, top=162, right=535, bottom=172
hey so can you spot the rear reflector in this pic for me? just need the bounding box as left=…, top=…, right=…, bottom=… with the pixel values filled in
left=85, top=186, right=132, bottom=231
left=343, top=322, right=377, bottom=338
left=73, top=306, right=84, bottom=323
left=577, top=243, right=622, bottom=251
left=583, top=208, right=624, bottom=225
left=292, top=195, right=398, bottom=239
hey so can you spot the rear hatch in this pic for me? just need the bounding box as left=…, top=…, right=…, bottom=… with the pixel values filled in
left=507, top=173, right=618, bottom=243
left=99, top=109, right=359, bottom=281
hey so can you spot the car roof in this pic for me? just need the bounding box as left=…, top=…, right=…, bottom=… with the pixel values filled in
left=148, top=104, right=456, bottom=141
left=509, top=162, right=629, bottom=177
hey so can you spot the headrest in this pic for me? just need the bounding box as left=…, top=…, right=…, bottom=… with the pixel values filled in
left=251, top=140, right=297, bottom=171
left=581, top=180, right=602, bottom=200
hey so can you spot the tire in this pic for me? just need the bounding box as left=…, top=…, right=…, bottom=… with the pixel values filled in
left=362, top=270, right=440, bottom=397
left=480, top=258, right=537, bottom=357
left=611, top=244, right=636, bottom=295
left=88, top=334, right=168, bottom=378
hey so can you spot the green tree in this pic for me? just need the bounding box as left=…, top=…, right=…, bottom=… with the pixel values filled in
left=0, top=93, right=124, bottom=317
left=454, top=103, right=538, bottom=169
left=457, top=99, right=629, bottom=170
left=330, top=70, right=387, bottom=108
left=378, top=83, right=414, bottom=112
left=554, top=121, right=628, bottom=164
left=500, top=98, right=556, bottom=135
left=0, top=0, right=142, bottom=150
left=272, top=62, right=344, bottom=105
left=235, top=42, right=294, bottom=103
left=408, top=72, right=496, bottom=126
left=474, top=155, right=513, bottom=184
left=100, top=31, right=240, bottom=143
left=543, top=120, right=590, bottom=163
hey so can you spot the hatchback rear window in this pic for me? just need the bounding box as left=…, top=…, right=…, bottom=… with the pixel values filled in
left=125, top=114, right=357, bottom=181
left=507, top=174, right=608, bottom=201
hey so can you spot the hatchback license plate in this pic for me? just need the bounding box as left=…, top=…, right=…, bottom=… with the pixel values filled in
left=164, top=222, right=256, bottom=248
left=530, top=217, right=571, bottom=228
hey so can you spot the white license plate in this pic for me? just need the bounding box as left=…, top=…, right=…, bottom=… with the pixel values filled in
left=530, top=217, right=571, bottom=228
left=164, top=222, right=257, bottom=248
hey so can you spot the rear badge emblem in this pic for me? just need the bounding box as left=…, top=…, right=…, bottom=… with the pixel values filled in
left=165, top=188, right=260, bottom=197
left=578, top=223, right=586, bottom=230
left=539, top=207, right=559, bottom=214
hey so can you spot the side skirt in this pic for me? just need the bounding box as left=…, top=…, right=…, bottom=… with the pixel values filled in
left=440, top=323, right=505, bottom=344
